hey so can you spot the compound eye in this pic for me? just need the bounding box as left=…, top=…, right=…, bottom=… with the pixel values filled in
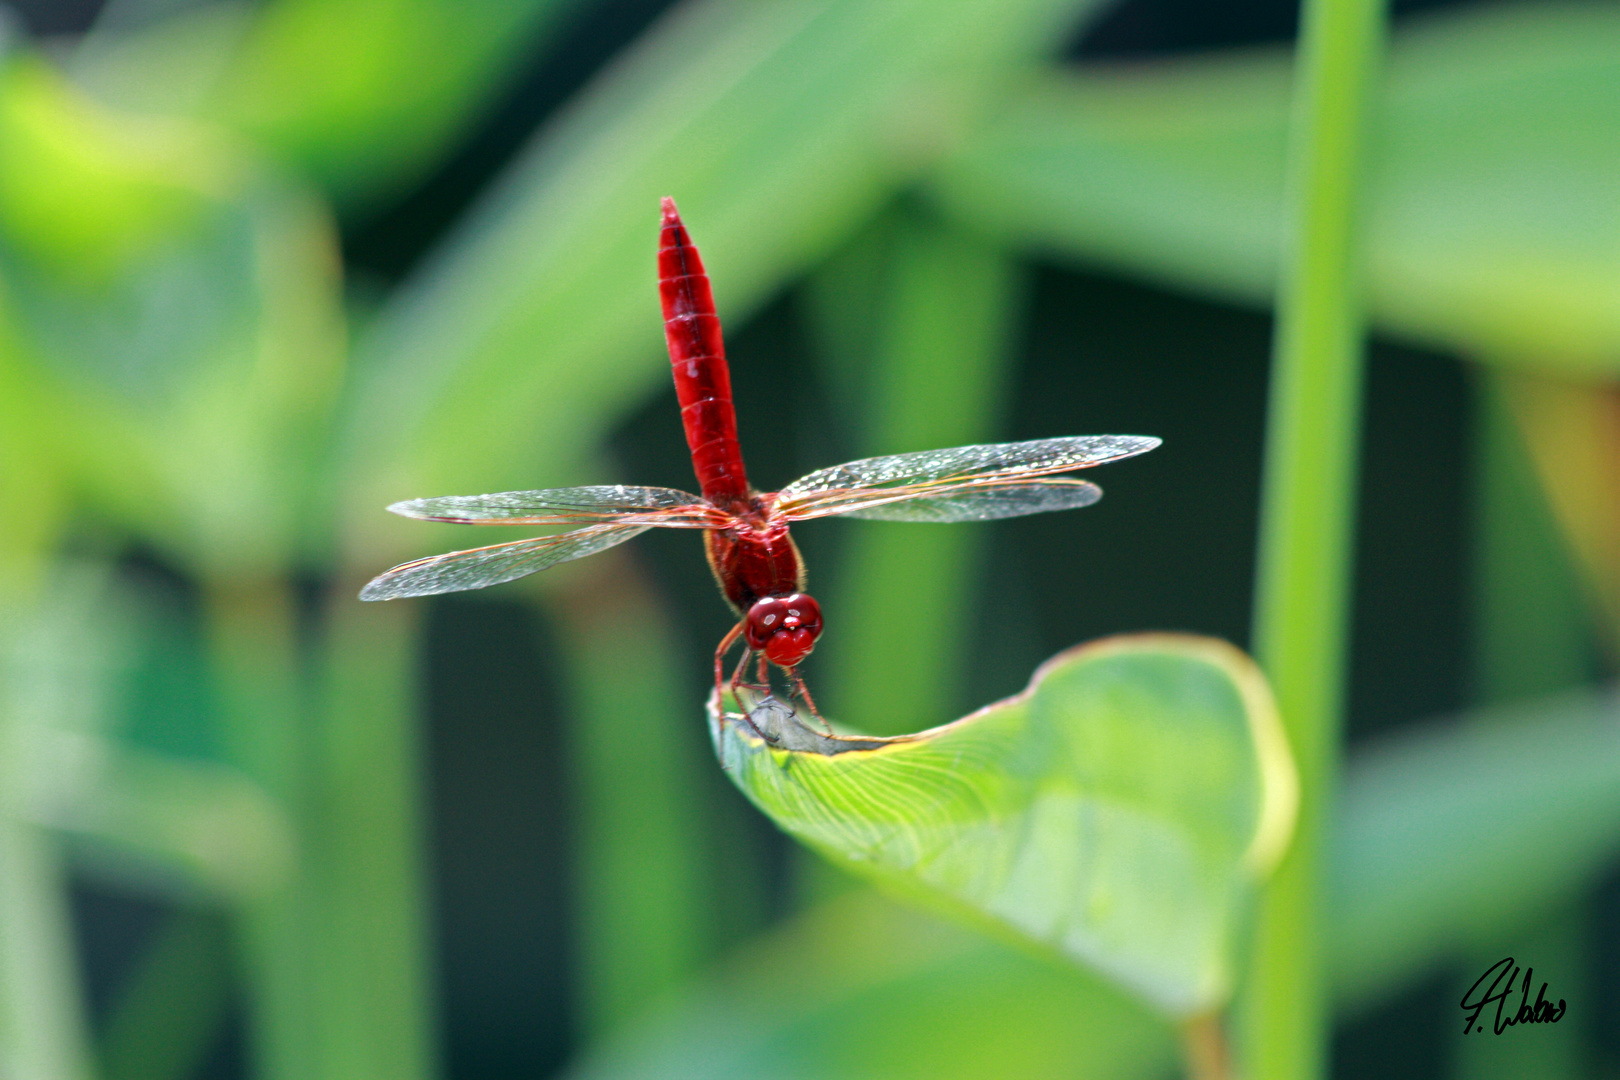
left=764, top=627, right=815, bottom=667
left=743, top=593, right=824, bottom=663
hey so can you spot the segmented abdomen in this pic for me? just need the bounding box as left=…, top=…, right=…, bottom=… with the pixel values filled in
left=658, top=198, right=750, bottom=509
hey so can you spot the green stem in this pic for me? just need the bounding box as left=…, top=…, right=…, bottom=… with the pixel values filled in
left=807, top=205, right=1023, bottom=735
left=548, top=552, right=716, bottom=1037
left=1240, top=0, right=1384, bottom=1076
left=0, top=816, right=96, bottom=1080
left=100, top=910, right=231, bottom=1080
left=312, top=588, right=438, bottom=1080
left=0, top=335, right=93, bottom=1080
left=202, top=578, right=315, bottom=1080
left=201, top=577, right=437, bottom=1080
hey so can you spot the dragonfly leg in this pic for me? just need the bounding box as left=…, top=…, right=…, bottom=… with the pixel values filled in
left=715, top=619, right=774, bottom=745
left=789, top=669, right=832, bottom=735
left=714, top=619, right=746, bottom=692
left=713, top=620, right=749, bottom=726
left=729, top=646, right=765, bottom=694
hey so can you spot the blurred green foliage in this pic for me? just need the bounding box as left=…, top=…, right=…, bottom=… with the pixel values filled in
left=932, top=1, right=1620, bottom=372
left=0, top=0, right=1616, bottom=1078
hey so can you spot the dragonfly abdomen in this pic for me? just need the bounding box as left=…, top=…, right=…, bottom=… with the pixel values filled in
left=659, top=198, right=750, bottom=509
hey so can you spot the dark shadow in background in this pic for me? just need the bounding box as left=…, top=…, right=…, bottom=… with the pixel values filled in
left=424, top=599, right=578, bottom=1079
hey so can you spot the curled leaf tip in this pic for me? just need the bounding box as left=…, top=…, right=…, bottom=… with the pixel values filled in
left=708, top=691, right=893, bottom=756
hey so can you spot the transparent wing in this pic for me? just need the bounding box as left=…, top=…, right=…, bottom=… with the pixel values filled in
left=359, top=524, right=650, bottom=601
left=835, top=479, right=1102, bottom=522
left=776, top=435, right=1157, bottom=521
left=387, top=485, right=719, bottom=527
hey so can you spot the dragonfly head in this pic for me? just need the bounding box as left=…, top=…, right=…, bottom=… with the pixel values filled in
left=744, top=593, right=823, bottom=668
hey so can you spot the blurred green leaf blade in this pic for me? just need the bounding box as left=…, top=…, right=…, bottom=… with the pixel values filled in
left=0, top=50, right=347, bottom=573
left=212, top=0, right=584, bottom=211
left=929, top=0, right=1620, bottom=372
left=0, top=53, right=224, bottom=284
left=340, top=0, right=1107, bottom=555
left=714, top=634, right=1297, bottom=1016
left=28, top=732, right=295, bottom=903
left=68, top=0, right=583, bottom=214
left=566, top=888, right=1178, bottom=1080
left=1331, top=686, right=1620, bottom=1011
left=808, top=208, right=1026, bottom=734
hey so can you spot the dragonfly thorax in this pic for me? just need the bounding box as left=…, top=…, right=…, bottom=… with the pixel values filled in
left=703, top=518, right=805, bottom=613
left=744, top=593, right=823, bottom=668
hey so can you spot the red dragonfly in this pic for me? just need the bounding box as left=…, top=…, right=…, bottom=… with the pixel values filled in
left=362, top=198, right=1158, bottom=724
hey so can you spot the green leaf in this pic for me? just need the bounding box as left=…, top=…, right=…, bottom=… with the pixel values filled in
left=0, top=51, right=347, bottom=574
left=0, top=55, right=219, bottom=284
left=68, top=0, right=582, bottom=214
left=0, top=292, right=70, bottom=596
left=929, top=1, right=1620, bottom=373
left=712, top=634, right=1296, bottom=1016
left=0, top=562, right=292, bottom=903
left=25, top=732, right=295, bottom=903
left=1494, top=372, right=1620, bottom=637
left=1330, top=686, right=1620, bottom=1011
left=100, top=910, right=233, bottom=1080
left=565, top=888, right=1178, bottom=1080
left=0, top=570, right=108, bottom=1080
left=212, top=0, right=582, bottom=211
left=565, top=681, right=1620, bottom=1078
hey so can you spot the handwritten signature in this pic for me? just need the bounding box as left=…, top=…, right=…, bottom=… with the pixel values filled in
left=1460, top=957, right=1567, bottom=1034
